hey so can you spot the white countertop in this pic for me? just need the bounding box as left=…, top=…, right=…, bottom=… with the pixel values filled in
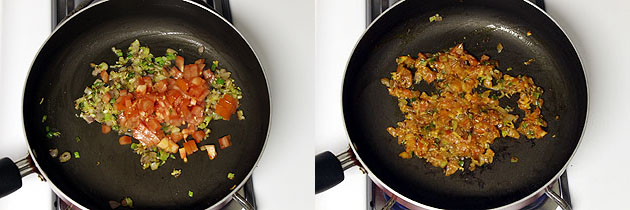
left=0, top=0, right=314, bottom=209
left=315, top=0, right=630, bottom=209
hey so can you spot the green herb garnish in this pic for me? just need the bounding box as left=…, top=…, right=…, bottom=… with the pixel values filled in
left=227, top=172, right=235, bottom=180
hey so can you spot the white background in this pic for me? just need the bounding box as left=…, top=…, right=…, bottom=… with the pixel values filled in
left=0, top=0, right=314, bottom=210
left=315, top=0, right=630, bottom=210
left=3, top=0, right=630, bottom=209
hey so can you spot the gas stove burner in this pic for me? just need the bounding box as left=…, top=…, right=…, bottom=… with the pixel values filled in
left=368, top=178, right=565, bottom=210
left=54, top=178, right=257, bottom=210
left=382, top=193, right=409, bottom=210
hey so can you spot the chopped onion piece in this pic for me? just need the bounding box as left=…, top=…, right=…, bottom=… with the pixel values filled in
left=59, top=152, right=71, bottom=163
left=109, top=201, right=121, bottom=209
left=218, top=135, right=232, bottom=149
left=49, top=149, right=59, bottom=158
left=171, top=169, right=182, bottom=178
left=202, top=145, right=217, bottom=160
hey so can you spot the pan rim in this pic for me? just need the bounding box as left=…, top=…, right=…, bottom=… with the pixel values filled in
left=340, top=0, right=589, bottom=209
left=20, top=0, right=272, bottom=209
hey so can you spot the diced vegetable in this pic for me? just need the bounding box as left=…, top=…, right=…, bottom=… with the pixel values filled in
left=102, top=124, right=111, bottom=134
left=109, top=200, right=121, bottom=209
left=132, top=123, right=161, bottom=146
left=218, top=135, right=232, bottom=149
left=100, top=70, right=109, bottom=83
left=176, top=56, right=185, bottom=72
left=188, top=191, right=193, bottom=198
left=171, top=169, right=182, bottom=178
left=46, top=130, right=61, bottom=139
left=429, top=13, right=443, bottom=22
left=227, top=172, right=235, bottom=180
left=201, top=145, right=217, bottom=160
left=383, top=43, right=547, bottom=176
left=74, top=152, right=80, bottom=159
left=192, top=130, right=205, bottom=143
left=49, top=149, right=59, bottom=158
left=59, top=152, right=71, bottom=162
left=215, top=95, right=238, bottom=120
left=73, top=40, right=244, bottom=171
left=119, top=136, right=132, bottom=145
left=179, top=148, right=187, bottom=163
left=121, top=197, right=133, bottom=208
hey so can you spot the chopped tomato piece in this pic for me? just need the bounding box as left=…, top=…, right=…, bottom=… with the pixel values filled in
left=194, top=58, right=205, bottom=65
left=138, top=98, right=155, bottom=114
left=102, top=92, right=111, bottom=104
left=176, top=56, right=184, bottom=72
left=168, top=113, right=183, bottom=127
left=184, top=140, right=193, bottom=155
left=141, top=76, right=153, bottom=86
left=179, top=147, right=187, bottom=162
left=188, top=141, right=198, bottom=153
left=218, top=135, right=232, bottom=149
left=197, top=89, right=210, bottom=102
left=157, top=138, right=170, bottom=150
left=198, top=63, right=206, bottom=71
left=170, top=66, right=183, bottom=79
left=202, top=69, right=214, bottom=80
left=190, top=76, right=204, bottom=86
left=175, top=78, right=189, bottom=91
left=205, top=145, right=217, bottom=160
left=214, top=94, right=238, bottom=120
left=124, top=96, right=133, bottom=111
left=192, top=130, right=205, bottom=143
left=132, top=122, right=161, bottom=146
left=118, top=136, right=132, bottom=145
left=136, top=84, right=147, bottom=95
left=190, top=106, right=204, bottom=124
left=154, top=80, right=168, bottom=93
left=170, top=132, right=184, bottom=143
left=102, top=124, right=111, bottom=134
left=183, top=64, right=199, bottom=80
left=166, top=89, right=181, bottom=104
left=146, top=117, right=161, bottom=132
left=100, top=71, right=109, bottom=83
left=167, top=141, right=179, bottom=153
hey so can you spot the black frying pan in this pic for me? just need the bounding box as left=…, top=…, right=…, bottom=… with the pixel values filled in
left=317, top=0, right=586, bottom=209
left=0, top=0, right=270, bottom=209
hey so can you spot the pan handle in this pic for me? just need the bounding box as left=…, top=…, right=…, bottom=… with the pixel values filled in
left=315, top=148, right=358, bottom=194
left=232, top=192, right=254, bottom=210
left=544, top=185, right=572, bottom=210
left=0, top=156, right=36, bottom=198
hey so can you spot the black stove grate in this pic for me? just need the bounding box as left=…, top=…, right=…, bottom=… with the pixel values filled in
left=52, top=0, right=232, bottom=30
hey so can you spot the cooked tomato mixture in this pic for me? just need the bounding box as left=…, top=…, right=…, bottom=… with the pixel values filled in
left=382, top=43, right=547, bottom=176
left=75, top=40, right=242, bottom=170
